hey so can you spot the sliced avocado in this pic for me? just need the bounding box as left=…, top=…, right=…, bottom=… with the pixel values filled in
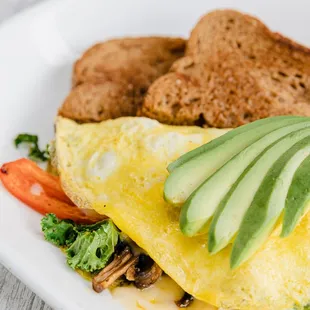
left=180, top=120, right=310, bottom=237
left=164, top=117, right=308, bottom=205
left=208, top=127, right=310, bottom=254
left=230, top=136, right=310, bottom=269
left=167, top=116, right=302, bottom=172
left=281, top=155, right=310, bottom=237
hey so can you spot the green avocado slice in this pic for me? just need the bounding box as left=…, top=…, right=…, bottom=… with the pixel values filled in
left=164, top=116, right=308, bottom=205
left=208, top=127, right=310, bottom=254
left=281, top=155, right=310, bottom=237
left=167, top=116, right=303, bottom=172
left=230, top=136, right=310, bottom=269
left=180, top=120, right=310, bottom=237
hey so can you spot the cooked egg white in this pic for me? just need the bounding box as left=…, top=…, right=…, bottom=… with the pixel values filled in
left=55, top=116, right=310, bottom=310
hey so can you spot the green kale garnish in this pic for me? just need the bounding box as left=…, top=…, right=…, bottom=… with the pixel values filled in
left=41, top=214, right=77, bottom=247
left=67, top=221, right=119, bottom=272
left=41, top=214, right=119, bottom=273
left=75, top=220, right=109, bottom=233
left=14, top=133, right=50, bottom=162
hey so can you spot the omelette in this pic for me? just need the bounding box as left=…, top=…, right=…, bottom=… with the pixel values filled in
left=54, top=116, right=310, bottom=310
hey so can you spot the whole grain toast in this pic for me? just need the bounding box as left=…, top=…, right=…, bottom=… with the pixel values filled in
left=59, top=37, right=186, bottom=122
left=140, top=10, right=310, bottom=128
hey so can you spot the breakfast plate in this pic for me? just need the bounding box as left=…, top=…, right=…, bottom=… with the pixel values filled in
left=1, top=0, right=310, bottom=309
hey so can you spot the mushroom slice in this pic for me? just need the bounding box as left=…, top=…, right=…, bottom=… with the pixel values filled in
left=134, top=262, right=163, bottom=289
left=126, top=254, right=163, bottom=289
left=125, top=264, right=136, bottom=281
left=175, top=292, right=194, bottom=308
left=92, top=246, right=138, bottom=292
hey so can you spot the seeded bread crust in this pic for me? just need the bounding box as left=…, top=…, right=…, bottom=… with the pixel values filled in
left=140, top=10, right=310, bottom=128
left=58, top=37, right=186, bottom=122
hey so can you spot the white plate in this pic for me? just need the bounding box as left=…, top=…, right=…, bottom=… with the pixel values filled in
left=0, top=0, right=310, bottom=309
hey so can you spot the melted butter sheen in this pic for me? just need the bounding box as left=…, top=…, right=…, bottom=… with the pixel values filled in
left=111, top=276, right=216, bottom=310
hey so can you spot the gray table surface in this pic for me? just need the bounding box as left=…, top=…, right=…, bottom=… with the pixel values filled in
left=0, top=2, right=53, bottom=310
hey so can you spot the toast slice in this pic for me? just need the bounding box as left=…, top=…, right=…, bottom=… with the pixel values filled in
left=59, top=37, right=186, bottom=122
left=140, top=10, right=310, bottom=128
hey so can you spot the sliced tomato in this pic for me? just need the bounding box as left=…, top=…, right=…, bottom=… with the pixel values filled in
left=0, top=158, right=105, bottom=224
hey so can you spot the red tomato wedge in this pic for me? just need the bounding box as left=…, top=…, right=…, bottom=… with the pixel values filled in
left=0, top=158, right=105, bottom=224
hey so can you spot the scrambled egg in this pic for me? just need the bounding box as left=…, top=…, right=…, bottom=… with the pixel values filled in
left=55, top=116, right=310, bottom=310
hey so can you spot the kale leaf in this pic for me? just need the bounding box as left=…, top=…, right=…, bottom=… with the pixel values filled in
left=41, top=214, right=119, bottom=272
left=41, top=214, right=77, bottom=247
left=14, top=133, right=50, bottom=162
left=66, top=221, right=119, bottom=272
